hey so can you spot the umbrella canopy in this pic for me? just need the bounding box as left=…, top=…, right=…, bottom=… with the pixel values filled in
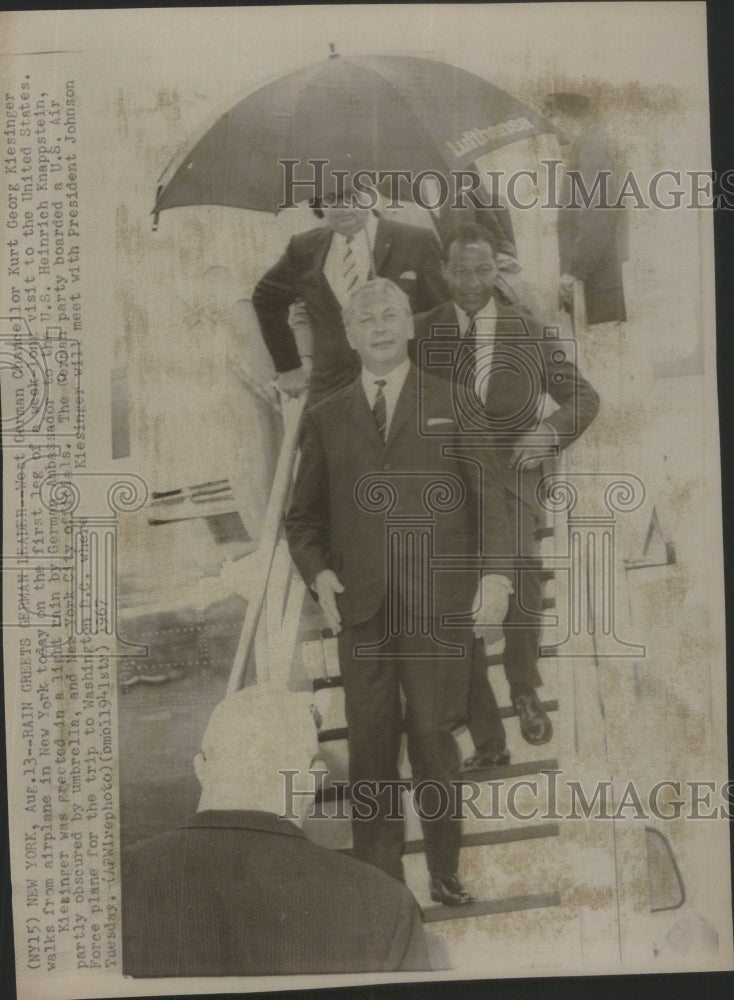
left=154, top=53, right=554, bottom=217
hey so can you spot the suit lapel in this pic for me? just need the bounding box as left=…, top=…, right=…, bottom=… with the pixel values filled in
left=425, top=300, right=460, bottom=337
left=306, top=228, right=342, bottom=315
left=441, top=301, right=460, bottom=331
left=371, top=217, right=393, bottom=278
left=433, top=299, right=507, bottom=411
left=346, top=366, right=419, bottom=449
left=429, top=296, right=523, bottom=337
left=303, top=227, right=332, bottom=279
left=494, top=300, right=527, bottom=336
left=347, top=379, right=385, bottom=449
left=385, top=365, right=418, bottom=446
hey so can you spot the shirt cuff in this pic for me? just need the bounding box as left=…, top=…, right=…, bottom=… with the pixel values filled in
left=540, top=420, right=560, bottom=448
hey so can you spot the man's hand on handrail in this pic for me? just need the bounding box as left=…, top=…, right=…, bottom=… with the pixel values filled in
left=276, top=358, right=313, bottom=399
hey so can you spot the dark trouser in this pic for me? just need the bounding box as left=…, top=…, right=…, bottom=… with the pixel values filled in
left=468, top=491, right=544, bottom=749
left=338, top=609, right=472, bottom=882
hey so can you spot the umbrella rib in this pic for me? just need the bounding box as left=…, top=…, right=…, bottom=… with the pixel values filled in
left=154, top=58, right=325, bottom=195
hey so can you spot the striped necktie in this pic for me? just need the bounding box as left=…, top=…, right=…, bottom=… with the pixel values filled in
left=343, top=237, right=359, bottom=297
left=372, top=379, right=387, bottom=440
left=463, top=316, right=478, bottom=394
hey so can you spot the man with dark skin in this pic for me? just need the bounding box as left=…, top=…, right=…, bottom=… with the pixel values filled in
left=413, top=223, right=600, bottom=764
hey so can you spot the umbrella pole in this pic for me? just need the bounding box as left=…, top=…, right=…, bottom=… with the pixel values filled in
left=227, top=391, right=307, bottom=695
left=152, top=184, right=162, bottom=231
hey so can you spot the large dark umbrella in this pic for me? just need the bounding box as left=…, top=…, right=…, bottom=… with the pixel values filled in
left=153, top=51, right=553, bottom=221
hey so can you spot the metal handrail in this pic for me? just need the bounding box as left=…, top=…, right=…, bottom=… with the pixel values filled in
left=227, top=391, right=307, bottom=694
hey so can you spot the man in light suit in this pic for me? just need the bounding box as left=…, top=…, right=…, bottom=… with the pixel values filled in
left=253, top=182, right=449, bottom=404
left=121, top=684, right=431, bottom=976
left=413, top=224, right=600, bottom=765
left=286, top=278, right=514, bottom=905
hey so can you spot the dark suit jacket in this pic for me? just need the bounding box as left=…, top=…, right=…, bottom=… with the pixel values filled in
left=286, top=364, right=513, bottom=630
left=411, top=300, right=600, bottom=512
left=253, top=217, right=449, bottom=403
left=121, top=809, right=430, bottom=977
left=558, top=126, right=629, bottom=324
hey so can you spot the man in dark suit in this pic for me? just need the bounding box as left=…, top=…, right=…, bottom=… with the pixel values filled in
left=435, top=196, right=522, bottom=308
left=286, top=278, right=514, bottom=905
left=544, top=92, right=629, bottom=327
left=253, top=183, right=449, bottom=404
left=121, top=684, right=431, bottom=976
left=412, top=223, right=600, bottom=765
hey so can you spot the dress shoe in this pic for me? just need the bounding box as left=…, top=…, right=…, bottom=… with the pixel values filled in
left=514, top=690, right=553, bottom=745
left=429, top=874, right=476, bottom=906
left=463, top=739, right=511, bottom=769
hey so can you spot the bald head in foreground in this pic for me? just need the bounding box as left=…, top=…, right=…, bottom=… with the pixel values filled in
left=121, top=684, right=430, bottom=977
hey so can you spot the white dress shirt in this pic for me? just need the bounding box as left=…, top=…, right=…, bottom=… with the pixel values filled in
left=324, top=213, right=378, bottom=308
left=453, top=300, right=498, bottom=404
left=454, top=298, right=556, bottom=442
left=361, top=357, right=411, bottom=438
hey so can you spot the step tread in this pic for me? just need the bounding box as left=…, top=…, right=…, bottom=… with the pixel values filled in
left=310, top=640, right=557, bottom=683
left=313, top=675, right=343, bottom=692
left=459, top=756, right=559, bottom=780
left=403, top=822, right=559, bottom=856
left=422, top=891, right=561, bottom=923
left=316, top=703, right=559, bottom=743
left=497, top=698, right=558, bottom=720
left=316, top=758, right=560, bottom=801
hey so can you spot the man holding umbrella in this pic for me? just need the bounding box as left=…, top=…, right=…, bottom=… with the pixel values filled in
left=252, top=176, right=450, bottom=405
